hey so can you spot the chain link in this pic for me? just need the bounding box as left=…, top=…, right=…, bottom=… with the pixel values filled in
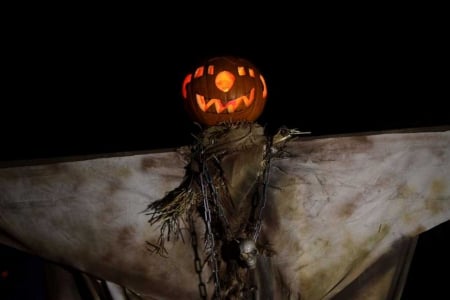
left=192, top=131, right=275, bottom=299
left=253, top=136, right=273, bottom=242
left=199, top=152, right=222, bottom=299
left=189, top=214, right=208, bottom=300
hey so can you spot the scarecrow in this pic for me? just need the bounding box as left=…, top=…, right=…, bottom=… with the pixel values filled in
left=0, top=57, right=449, bottom=299
left=145, top=56, right=303, bottom=299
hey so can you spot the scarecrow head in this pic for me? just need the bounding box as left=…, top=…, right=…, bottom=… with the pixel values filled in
left=182, top=56, right=268, bottom=126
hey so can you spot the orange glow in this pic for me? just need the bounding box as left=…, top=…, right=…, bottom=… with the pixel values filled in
left=238, top=66, right=246, bottom=76
left=181, top=74, right=192, bottom=99
left=194, top=67, right=204, bottom=78
left=208, top=65, right=214, bottom=75
left=260, top=75, right=267, bottom=98
left=215, top=71, right=235, bottom=92
left=248, top=68, right=255, bottom=77
left=195, top=88, right=255, bottom=113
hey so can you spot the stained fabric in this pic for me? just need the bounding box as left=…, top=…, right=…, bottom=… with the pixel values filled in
left=0, top=129, right=449, bottom=299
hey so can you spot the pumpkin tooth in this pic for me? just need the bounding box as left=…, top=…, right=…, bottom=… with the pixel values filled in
left=213, top=100, right=227, bottom=113
left=196, top=88, right=255, bottom=114
left=196, top=94, right=207, bottom=112
left=226, top=98, right=241, bottom=113
left=242, top=88, right=255, bottom=107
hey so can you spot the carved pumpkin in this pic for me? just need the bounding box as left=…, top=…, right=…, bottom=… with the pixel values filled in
left=182, top=56, right=268, bottom=126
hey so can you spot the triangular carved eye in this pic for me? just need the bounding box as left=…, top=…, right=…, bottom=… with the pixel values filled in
left=215, top=71, right=235, bottom=92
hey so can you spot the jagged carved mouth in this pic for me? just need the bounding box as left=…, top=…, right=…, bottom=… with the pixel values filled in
left=196, top=88, right=255, bottom=113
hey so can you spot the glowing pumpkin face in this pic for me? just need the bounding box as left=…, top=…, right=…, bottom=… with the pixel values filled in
left=182, top=56, right=268, bottom=126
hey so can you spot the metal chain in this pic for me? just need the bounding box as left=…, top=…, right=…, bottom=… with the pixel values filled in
left=253, top=135, right=273, bottom=242
left=199, top=152, right=222, bottom=299
left=189, top=214, right=208, bottom=300
left=204, top=155, right=231, bottom=238
left=193, top=131, right=276, bottom=299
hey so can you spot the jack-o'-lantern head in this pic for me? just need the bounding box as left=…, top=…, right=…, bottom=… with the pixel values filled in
left=182, top=56, right=268, bottom=126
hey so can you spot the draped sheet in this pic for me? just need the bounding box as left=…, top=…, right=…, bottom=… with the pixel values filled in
left=1, top=129, right=449, bottom=299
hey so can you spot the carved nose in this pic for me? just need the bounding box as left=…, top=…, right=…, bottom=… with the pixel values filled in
left=215, top=71, right=235, bottom=92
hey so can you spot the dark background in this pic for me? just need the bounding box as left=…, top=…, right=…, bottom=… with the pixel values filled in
left=1, top=7, right=449, bottom=299
left=2, top=11, right=448, bottom=161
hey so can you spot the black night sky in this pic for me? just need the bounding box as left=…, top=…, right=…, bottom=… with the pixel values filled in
left=2, top=14, right=448, bottom=161
left=1, top=8, right=449, bottom=299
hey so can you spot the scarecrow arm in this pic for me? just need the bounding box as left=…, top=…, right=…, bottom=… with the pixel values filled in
left=0, top=128, right=449, bottom=300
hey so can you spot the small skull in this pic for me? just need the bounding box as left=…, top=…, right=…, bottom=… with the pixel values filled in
left=239, top=239, right=258, bottom=269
